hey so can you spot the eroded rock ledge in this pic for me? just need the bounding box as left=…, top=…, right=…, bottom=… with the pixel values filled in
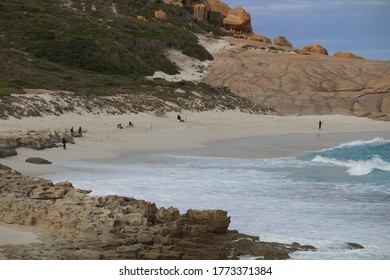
left=0, top=170, right=315, bottom=259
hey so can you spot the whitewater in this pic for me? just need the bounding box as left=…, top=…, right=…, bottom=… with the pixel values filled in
left=44, top=138, right=390, bottom=259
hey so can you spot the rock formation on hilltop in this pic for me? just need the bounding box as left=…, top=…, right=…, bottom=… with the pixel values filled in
left=303, top=44, right=329, bottom=55
left=223, top=7, right=252, bottom=33
left=274, top=36, right=293, bottom=48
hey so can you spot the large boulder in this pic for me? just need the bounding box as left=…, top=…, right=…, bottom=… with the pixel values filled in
left=223, top=7, right=252, bottom=33
left=303, top=44, right=329, bottom=55
left=274, top=36, right=293, bottom=48
left=206, top=0, right=231, bottom=16
left=0, top=147, right=17, bottom=158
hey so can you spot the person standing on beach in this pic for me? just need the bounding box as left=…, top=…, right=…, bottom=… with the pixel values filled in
left=62, top=137, right=67, bottom=149
left=318, top=120, right=323, bottom=130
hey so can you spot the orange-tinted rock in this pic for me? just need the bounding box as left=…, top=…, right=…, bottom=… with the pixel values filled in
left=193, top=4, right=208, bottom=22
left=248, top=34, right=272, bottom=44
left=274, top=36, right=293, bottom=48
left=334, top=52, right=364, bottom=59
left=223, top=7, right=252, bottom=33
left=303, top=44, right=328, bottom=55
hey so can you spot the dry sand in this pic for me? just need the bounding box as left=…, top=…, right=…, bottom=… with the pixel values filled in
left=1, top=110, right=390, bottom=248
left=1, top=110, right=389, bottom=176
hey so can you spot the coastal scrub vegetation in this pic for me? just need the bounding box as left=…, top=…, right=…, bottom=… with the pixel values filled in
left=0, top=0, right=225, bottom=95
left=0, top=0, right=274, bottom=116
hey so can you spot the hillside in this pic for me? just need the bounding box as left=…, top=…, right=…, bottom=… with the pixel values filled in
left=1, top=0, right=389, bottom=121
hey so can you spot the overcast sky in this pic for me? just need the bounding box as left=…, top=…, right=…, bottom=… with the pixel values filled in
left=222, top=0, right=390, bottom=60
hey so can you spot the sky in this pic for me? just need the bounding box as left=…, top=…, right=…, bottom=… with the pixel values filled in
left=222, top=0, right=390, bottom=60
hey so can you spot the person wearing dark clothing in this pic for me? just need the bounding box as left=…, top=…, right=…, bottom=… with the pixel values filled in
left=318, top=120, right=323, bottom=130
left=177, top=114, right=182, bottom=122
left=62, top=137, right=67, bottom=149
left=70, top=127, right=74, bottom=136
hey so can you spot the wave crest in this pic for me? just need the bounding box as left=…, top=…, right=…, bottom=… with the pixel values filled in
left=312, top=155, right=390, bottom=176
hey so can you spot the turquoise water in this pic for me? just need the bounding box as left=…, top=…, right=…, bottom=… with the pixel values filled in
left=44, top=138, right=390, bottom=259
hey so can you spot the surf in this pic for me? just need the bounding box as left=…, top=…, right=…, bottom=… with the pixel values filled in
left=310, top=138, right=390, bottom=176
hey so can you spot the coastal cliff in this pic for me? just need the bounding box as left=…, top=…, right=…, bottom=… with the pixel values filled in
left=0, top=169, right=315, bottom=259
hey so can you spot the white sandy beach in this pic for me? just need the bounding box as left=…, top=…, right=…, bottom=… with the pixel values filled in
left=1, top=111, right=390, bottom=176
left=1, top=111, right=390, bottom=249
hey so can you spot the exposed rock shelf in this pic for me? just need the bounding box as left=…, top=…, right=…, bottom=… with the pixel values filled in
left=0, top=169, right=315, bottom=259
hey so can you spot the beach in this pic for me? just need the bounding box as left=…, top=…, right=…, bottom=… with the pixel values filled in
left=1, top=111, right=390, bottom=257
left=1, top=111, right=389, bottom=176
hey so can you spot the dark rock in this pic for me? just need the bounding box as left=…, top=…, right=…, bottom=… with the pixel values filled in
left=0, top=147, right=17, bottom=158
left=0, top=164, right=13, bottom=171
left=25, top=157, right=52, bottom=164
left=345, top=242, right=364, bottom=250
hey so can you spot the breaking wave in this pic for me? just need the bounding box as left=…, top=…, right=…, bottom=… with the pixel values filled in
left=311, top=138, right=390, bottom=176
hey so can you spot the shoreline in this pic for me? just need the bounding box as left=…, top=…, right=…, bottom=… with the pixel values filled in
left=1, top=111, right=389, bottom=251
left=1, top=111, right=390, bottom=177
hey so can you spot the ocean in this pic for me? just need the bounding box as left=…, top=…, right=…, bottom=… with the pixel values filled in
left=43, top=137, right=390, bottom=260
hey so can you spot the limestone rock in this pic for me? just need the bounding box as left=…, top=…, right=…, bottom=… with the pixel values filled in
left=0, top=170, right=316, bottom=259
left=223, top=7, right=252, bottom=33
left=0, top=147, right=17, bottom=158
left=303, top=44, right=329, bottom=55
left=154, top=10, right=168, bottom=21
left=25, top=157, right=52, bottom=164
left=181, top=209, right=231, bottom=234
left=193, top=4, right=208, bottom=22
left=334, top=52, right=364, bottom=59
left=274, top=36, right=293, bottom=48
left=0, top=129, right=75, bottom=159
left=30, top=186, right=67, bottom=199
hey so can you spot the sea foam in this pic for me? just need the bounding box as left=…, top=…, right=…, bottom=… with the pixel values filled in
left=312, top=155, right=390, bottom=176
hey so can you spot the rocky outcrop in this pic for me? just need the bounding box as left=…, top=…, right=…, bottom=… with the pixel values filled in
left=206, top=0, right=231, bottom=16
left=274, top=36, right=293, bottom=48
left=193, top=4, right=208, bottom=21
left=303, top=44, right=329, bottom=55
left=248, top=34, right=272, bottom=44
left=223, top=7, right=252, bottom=33
left=334, top=52, right=364, bottom=59
left=0, top=170, right=315, bottom=259
left=203, top=37, right=390, bottom=120
left=0, top=128, right=74, bottom=158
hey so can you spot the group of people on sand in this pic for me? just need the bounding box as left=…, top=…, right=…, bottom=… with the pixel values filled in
left=117, top=121, right=134, bottom=129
